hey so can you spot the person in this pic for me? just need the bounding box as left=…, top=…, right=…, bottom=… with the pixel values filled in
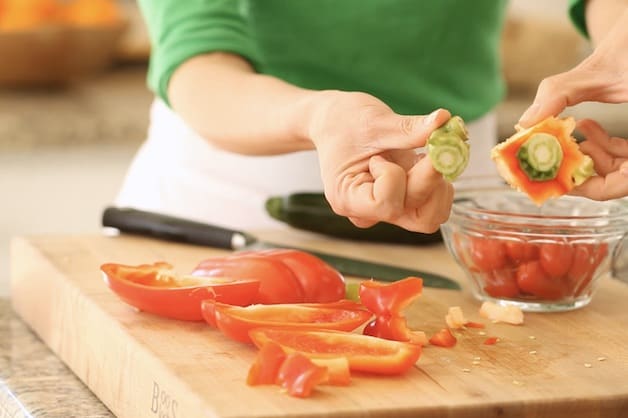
left=518, top=0, right=628, bottom=201
left=115, top=0, right=628, bottom=234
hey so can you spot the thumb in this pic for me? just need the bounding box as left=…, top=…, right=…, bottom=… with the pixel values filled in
left=374, top=108, right=451, bottom=150
left=518, top=63, right=623, bottom=128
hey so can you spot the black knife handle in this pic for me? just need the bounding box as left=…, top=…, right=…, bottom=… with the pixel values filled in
left=102, top=207, right=255, bottom=250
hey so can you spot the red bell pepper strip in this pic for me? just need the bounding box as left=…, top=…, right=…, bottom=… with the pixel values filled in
left=249, top=328, right=422, bottom=375
left=247, top=341, right=287, bottom=386
left=358, top=277, right=423, bottom=316
left=202, top=301, right=373, bottom=344
left=429, top=328, right=457, bottom=348
left=100, top=262, right=260, bottom=321
left=310, top=357, right=351, bottom=386
left=276, top=352, right=329, bottom=398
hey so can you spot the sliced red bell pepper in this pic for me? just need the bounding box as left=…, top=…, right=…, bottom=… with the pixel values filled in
left=260, top=249, right=346, bottom=303
left=362, top=315, right=427, bottom=345
left=249, top=328, right=422, bottom=375
left=429, top=328, right=457, bottom=348
left=202, top=301, right=373, bottom=343
left=100, top=262, right=260, bottom=321
left=310, top=357, right=351, bottom=386
left=358, top=277, right=423, bottom=316
left=276, top=352, right=329, bottom=398
left=247, top=341, right=287, bottom=386
left=193, top=254, right=305, bottom=304
left=358, top=277, right=425, bottom=344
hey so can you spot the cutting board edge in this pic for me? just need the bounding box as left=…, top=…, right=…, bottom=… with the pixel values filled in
left=9, top=236, right=222, bottom=418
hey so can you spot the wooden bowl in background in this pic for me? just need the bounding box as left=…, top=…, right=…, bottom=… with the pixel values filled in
left=0, top=23, right=125, bottom=86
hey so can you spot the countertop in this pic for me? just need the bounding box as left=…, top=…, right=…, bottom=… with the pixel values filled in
left=0, top=299, right=112, bottom=418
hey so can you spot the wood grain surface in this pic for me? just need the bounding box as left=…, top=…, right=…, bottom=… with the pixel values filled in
left=10, top=232, right=628, bottom=418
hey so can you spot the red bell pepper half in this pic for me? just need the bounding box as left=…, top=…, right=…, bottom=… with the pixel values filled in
left=249, top=328, right=422, bottom=375
left=202, top=301, right=373, bottom=343
left=192, top=254, right=305, bottom=304
left=100, top=262, right=260, bottom=321
left=193, top=249, right=346, bottom=305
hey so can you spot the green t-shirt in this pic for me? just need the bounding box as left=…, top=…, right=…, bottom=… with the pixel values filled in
left=138, top=0, right=588, bottom=121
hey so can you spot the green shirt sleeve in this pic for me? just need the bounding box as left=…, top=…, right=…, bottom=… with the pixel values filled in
left=137, top=0, right=261, bottom=106
left=568, top=0, right=589, bottom=38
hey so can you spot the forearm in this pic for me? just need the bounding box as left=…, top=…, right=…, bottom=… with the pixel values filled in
left=168, top=53, right=320, bottom=155
left=584, top=0, right=628, bottom=46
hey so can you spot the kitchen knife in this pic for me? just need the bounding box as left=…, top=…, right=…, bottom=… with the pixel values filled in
left=101, top=207, right=460, bottom=290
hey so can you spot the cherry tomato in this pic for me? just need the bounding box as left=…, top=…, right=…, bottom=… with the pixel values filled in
left=516, top=260, right=565, bottom=300
left=482, top=268, right=520, bottom=298
left=539, top=242, right=574, bottom=278
left=470, top=237, right=508, bottom=272
left=193, top=255, right=304, bottom=304
left=261, top=249, right=345, bottom=303
left=566, top=243, right=608, bottom=296
left=505, top=241, right=539, bottom=264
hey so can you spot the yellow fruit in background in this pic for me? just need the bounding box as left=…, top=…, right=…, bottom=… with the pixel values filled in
left=62, top=0, right=122, bottom=27
left=0, top=0, right=63, bottom=31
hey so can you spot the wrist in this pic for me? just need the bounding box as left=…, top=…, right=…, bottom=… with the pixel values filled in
left=290, top=89, right=345, bottom=150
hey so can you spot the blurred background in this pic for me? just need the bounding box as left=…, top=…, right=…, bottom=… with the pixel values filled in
left=1, top=0, right=628, bottom=297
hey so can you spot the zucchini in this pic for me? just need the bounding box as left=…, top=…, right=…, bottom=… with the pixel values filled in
left=265, top=192, right=442, bottom=245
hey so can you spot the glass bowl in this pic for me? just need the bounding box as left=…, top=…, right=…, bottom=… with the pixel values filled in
left=440, top=186, right=628, bottom=312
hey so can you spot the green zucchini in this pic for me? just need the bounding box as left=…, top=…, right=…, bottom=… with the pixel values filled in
left=427, top=116, right=470, bottom=182
left=265, top=192, right=442, bottom=245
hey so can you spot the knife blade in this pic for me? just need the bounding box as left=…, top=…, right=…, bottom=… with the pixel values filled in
left=101, top=207, right=460, bottom=290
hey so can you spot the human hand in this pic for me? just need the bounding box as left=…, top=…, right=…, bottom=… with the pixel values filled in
left=307, top=91, right=454, bottom=233
left=571, top=119, right=628, bottom=200
left=518, top=9, right=628, bottom=128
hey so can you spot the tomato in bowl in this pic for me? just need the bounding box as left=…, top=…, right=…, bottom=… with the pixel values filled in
left=441, top=186, right=628, bottom=312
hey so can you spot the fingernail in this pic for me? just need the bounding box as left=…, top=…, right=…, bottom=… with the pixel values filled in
left=424, top=110, right=439, bottom=126
left=621, top=165, right=628, bottom=176
left=519, top=103, right=540, bottom=126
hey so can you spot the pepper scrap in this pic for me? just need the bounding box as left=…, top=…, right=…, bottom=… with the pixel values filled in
left=100, top=262, right=260, bottom=321
left=359, top=277, right=428, bottom=345
left=491, top=116, right=594, bottom=205
left=247, top=342, right=332, bottom=398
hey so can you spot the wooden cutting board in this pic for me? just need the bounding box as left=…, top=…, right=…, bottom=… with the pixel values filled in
left=10, top=233, right=628, bottom=418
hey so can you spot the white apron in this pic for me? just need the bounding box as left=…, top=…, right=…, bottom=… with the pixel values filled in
left=115, top=99, right=499, bottom=230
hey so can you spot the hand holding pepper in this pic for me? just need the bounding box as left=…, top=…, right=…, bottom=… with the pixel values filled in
left=517, top=4, right=628, bottom=200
